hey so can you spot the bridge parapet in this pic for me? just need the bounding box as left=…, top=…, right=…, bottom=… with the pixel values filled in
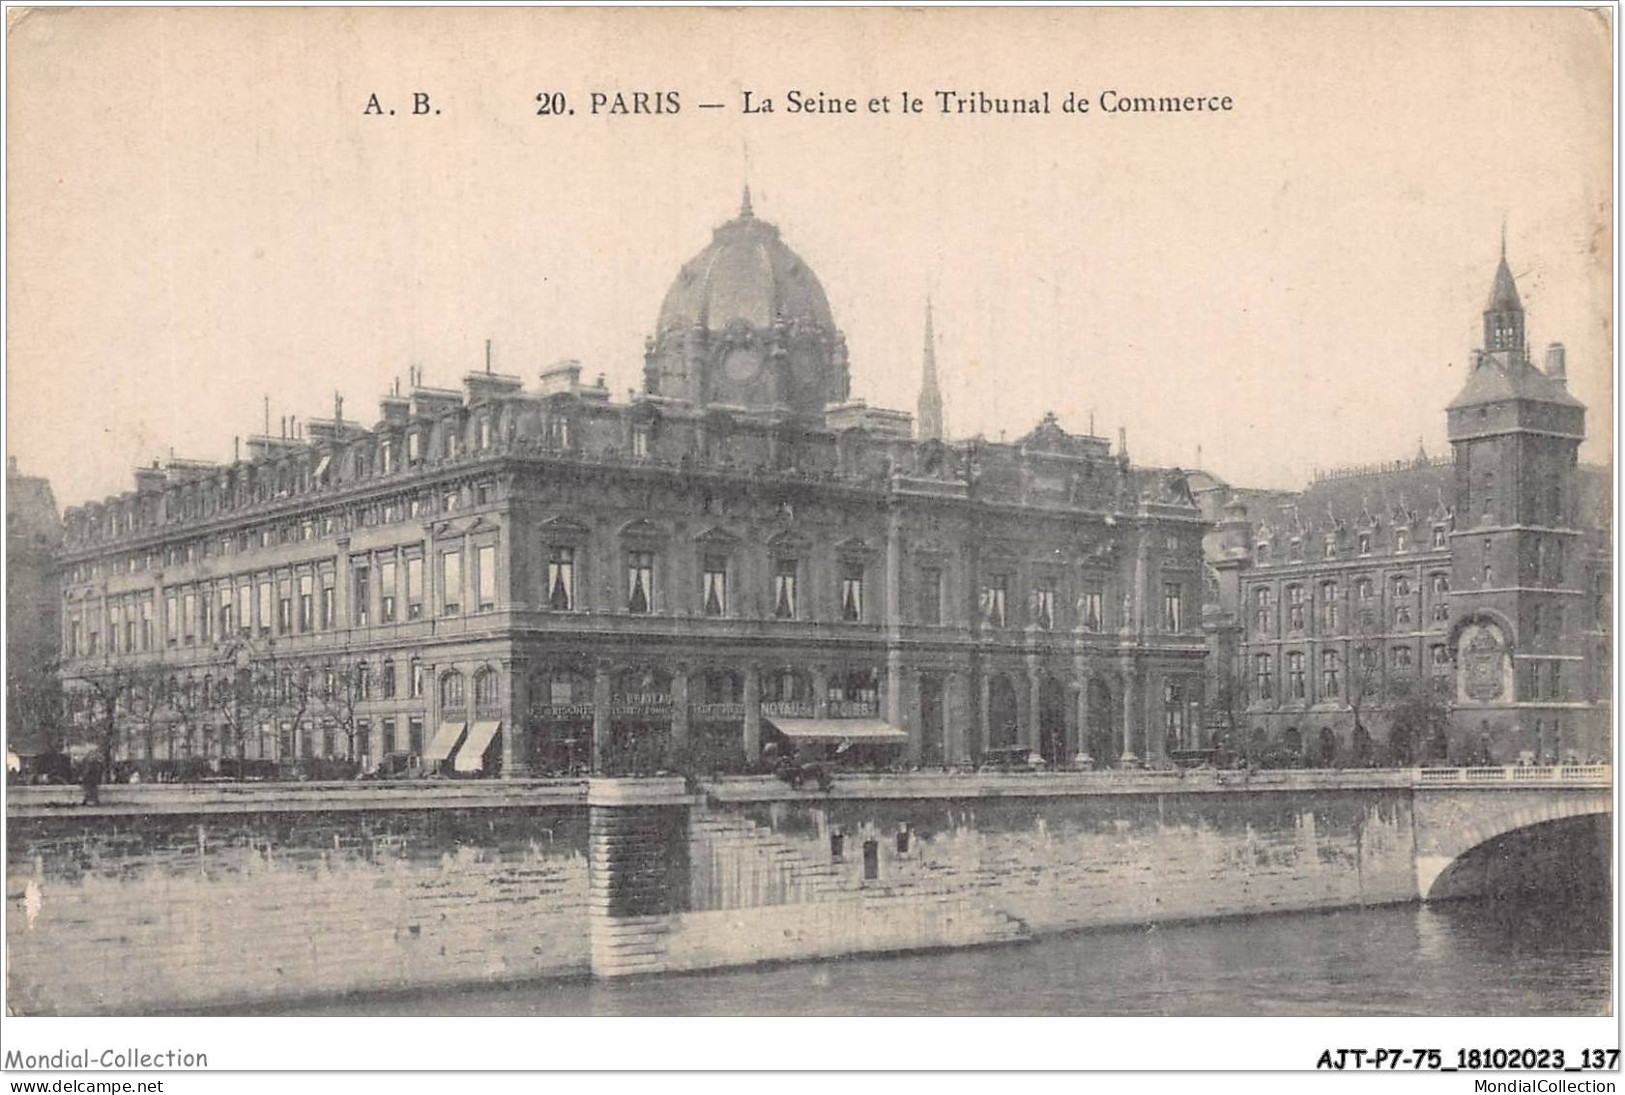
left=1415, top=765, right=1611, bottom=787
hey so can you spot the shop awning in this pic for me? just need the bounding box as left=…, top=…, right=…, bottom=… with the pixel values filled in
left=454, top=720, right=502, bottom=773
left=764, top=716, right=909, bottom=743
left=423, top=721, right=466, bottom=763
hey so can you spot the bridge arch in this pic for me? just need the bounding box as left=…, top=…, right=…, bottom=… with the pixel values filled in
left=1413, top=785, right=1611, bottom=901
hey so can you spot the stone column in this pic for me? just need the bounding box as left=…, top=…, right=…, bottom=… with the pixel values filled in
left=948, top=670, right=971, bottom=764
left=743, top=664, right=762, bottom=764
left=977, top=671, right=991, bottom=760
left=812, top=666, right=829, bottom=718
left=670, top=666, right=690, bottom=760
left=501, top=658, right=528, bottom=779
left=1074, top=674, right=1093, bottom=766
left=1120, top=667, right=1140, bottom=766
left=592, top=661, right=611, bottom=774
left=1025, top=664, right=1042, bottom=752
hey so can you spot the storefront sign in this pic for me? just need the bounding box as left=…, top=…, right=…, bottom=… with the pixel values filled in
left=828, top=701, right=879, bottom=719
left=534, top=703, right=594, bottom=720
left=762, top=701, right=815, bottom=718
left=690, top=702, right=745, bottom=721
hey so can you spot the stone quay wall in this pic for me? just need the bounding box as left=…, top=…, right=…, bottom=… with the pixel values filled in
left=9, top=770, right=1602, bottom=1009
left=588, top=773, right=1421, bottom=977
left=6, top=782, right=590, bottom=1015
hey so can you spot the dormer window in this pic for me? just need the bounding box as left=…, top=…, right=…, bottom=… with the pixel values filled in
left=632, top=423, right=651, bottom=460
left=1256, top=542, right=1270, bottom=563
left=1432, top=525, right=1447, bottom=549
left=1395, top=528, right=1408, bottom=553
left=1357, top=533, right=1371, bottom=555
left=1324, top=537, right=1337, bottom=560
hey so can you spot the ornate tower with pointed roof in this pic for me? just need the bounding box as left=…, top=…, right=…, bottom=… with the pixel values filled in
left=917, top=298, right=943, bottom=441
left=1445, top=242, right=1587, bottom=760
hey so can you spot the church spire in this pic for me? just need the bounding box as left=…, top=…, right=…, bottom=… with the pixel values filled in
left=1482, top=230, right=1525, bottom=359
left=917, top=297, right=943, bottom=441
left=740, top=184, right=754, bottom=219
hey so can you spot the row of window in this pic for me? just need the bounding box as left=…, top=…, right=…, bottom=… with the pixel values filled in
left=1250, top=644, right=1453, bottom=701
left=1256, top=524, right=1449, bottom=564
left=66, top=544, right=498, bottom=657
left=545, top=545, right=1184, bottom=631
left=1252, top=574, right=1452, bottom=636
left=66, top=481, right=500, bottom=581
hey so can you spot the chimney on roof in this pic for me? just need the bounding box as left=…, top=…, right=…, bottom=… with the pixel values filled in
left=1545, top=342, right=1567, bottom=386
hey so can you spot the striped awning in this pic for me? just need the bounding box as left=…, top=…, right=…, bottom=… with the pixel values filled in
left=454, top=720, right=502, bottom=773
left=423, top=721, right=466, bottom=763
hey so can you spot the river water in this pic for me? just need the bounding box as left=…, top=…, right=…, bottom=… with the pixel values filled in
left=283, top=895, right=1612, bottom=1017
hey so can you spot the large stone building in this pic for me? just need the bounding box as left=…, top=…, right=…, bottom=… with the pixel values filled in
left=1200, top=247, right=1611, bottom=765
left=6, top=457, right=63, bottom=764
left=56, top=194, right=1207, bottom=776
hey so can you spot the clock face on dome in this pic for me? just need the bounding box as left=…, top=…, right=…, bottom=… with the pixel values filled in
left=723, top=348, right=762, bottom=382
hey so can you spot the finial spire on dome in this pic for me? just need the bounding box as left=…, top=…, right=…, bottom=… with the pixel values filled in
left=740, top=185, right=754, bottom=219
left=1500, top=217, right=1507, bottom=260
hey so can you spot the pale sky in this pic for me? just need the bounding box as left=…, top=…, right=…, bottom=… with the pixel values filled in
left=7, top=7, right=1613, bottom=511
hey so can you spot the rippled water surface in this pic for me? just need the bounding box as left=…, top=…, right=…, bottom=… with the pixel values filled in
left=280, top=896, right=1612, bottom=1017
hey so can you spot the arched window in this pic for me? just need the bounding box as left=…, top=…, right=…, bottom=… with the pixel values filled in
left=474, top=667, right=499, bottom=710
left=440, top=670, right=465, bottom=710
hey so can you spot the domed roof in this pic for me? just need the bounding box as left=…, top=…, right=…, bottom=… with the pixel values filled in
left=657, top=190, right=836, bottom=333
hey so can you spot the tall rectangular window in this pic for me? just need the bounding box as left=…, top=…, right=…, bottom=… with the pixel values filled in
left=1321, top=651, right=1341, bottom=697
left=1254, top=654, right=1273, bottom=700
left=441, top=551, right=462, bottom=615
left=917, top=567, right=942, bottom=626
left=218, top=588, right=232, bottom=637
left=627, top=550, right=654, bottom=613
left=237, top=581, right=252, bottom=634
left=980, top=574, right=1008, bottom=628
left=299, top=575, right=314, bottom=631
left=141, top=598, right=153, bottom=650
left=773, top=558, right=798, bottom=619
left=353, top=563, right=371, bottom=626
left=406, top=556, right=423, bottom=618
left=257, top=581, right=272, bottom=637
left=1391, top=645, right=1413, bottom=670
left=476, top=544, right=496, bottom=611
left=380, top=560, right=397, bottom=623
left=547, top=546, right=574, bottom=611
left=108, top=605, right=121, bottom=653
left=1286, top=585, right=1304, bottom=631
left=1033, top=583, right=1056, bottom=631
left=840, top=564, right=864, bottom=622
left=632, top=423, right=650, bottom=459
left=1321, top=581, right=1339, bottom=632
left=1253, top=587, right=1272, bottom=635
left=1163, top=582, right=1183, bottom=632
left=184, top=592, right=197, bottom=643
left=1079, top=585, right=1104, bottom=633
left=1287, top=651, right=1306, bottom=699
left=702, top=554, right=727, bottom=616
left=320, top=574, right=335, bottom=629
left=277, top=579, right=292, bottom=633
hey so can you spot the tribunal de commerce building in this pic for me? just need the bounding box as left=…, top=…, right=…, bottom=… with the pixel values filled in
left=55, top=193, right=1209, bottom=776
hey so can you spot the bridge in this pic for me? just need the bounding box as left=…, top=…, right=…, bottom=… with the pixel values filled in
left=1407, top=765, right=1612, bottom=901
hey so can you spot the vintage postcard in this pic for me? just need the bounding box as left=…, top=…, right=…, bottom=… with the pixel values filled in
left=2, top=4, right=1615, bottom=1080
